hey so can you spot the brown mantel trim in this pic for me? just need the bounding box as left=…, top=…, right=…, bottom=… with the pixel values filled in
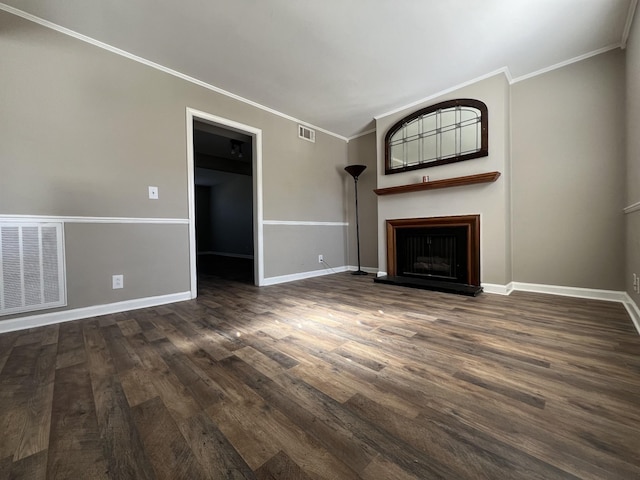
left=374, top=171, right=500, bottom=196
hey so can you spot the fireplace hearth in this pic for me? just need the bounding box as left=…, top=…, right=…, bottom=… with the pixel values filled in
left=374, top=215, right=482, bottom=296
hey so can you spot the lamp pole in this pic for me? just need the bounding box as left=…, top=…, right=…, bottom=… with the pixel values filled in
left=344, top=165, right=368, bottom=275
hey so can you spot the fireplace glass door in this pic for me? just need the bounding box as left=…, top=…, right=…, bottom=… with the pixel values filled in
left=396, top=227, right=468, bottom=284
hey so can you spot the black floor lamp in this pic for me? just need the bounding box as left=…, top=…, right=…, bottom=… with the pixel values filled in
left=344, top=165, right=368, bottom=275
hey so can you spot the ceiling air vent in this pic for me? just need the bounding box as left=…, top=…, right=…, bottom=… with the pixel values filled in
left=298, top=125, right=315, bottom=143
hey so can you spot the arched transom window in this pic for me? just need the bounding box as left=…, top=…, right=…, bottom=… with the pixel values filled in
left=385, top=99, right=488, bottom=174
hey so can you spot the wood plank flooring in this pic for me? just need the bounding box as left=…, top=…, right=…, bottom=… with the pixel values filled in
left=1, top=273, right=639, bottom=479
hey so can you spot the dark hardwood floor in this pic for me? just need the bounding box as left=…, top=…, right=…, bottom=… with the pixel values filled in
left=197, top=254, right=254, bottom=284
left=1, top=273, right=639, bottom=479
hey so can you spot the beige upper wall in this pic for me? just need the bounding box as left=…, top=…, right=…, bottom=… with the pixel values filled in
left=64, top=223, right=190, bottom=308
left=374, top=49, right=626, bottom=291
left=1, top=8, right=633, bottom=318
left=0, top=11, right=348, bottom=222
left=0, top=10, right=351, bottom=320
left=626, top=10, right=640, bottom=302
left=261, top=119, right=348, bottom=223
left=511, top=49, right=625, bottom=290
left=1, top=14, right=186, bottom=219
left=375, top=74, right=512, bottom=285
left=346, top=132, right=378, bottom=269
left=628, top=12, right=640, bottom=205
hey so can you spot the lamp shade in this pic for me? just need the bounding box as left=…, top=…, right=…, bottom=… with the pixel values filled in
left=344, top=164, right=367, bottom=179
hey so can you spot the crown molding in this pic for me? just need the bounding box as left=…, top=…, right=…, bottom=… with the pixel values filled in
left=510, top=43, right=622, bottom=83
left=374, top=41, right=623, bottom=123
left=0, top=4, right=348, bottom=143
left=374, top=68, right=512, bottom=121
left=1, top=3, right=630, bottom=144
left=347, top=128, right=377, bottom=142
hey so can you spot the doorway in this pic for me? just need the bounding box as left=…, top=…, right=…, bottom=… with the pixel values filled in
left=186, top=108, right=264, bottom=297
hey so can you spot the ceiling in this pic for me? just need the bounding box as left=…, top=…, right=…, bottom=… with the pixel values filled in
left=194, top=122, right=252, bottom=164
left=2, top=1, right=636, bottom=139
left=194, top=122, right=253, bottom=176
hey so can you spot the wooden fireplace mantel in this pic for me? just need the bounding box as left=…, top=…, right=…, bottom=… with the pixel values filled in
left=374, top=171, right=501, bottom=196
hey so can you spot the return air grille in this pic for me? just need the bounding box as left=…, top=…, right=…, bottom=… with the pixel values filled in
left=298, top=125, right=316, bottom=143
left=0, top=223, right=66, bottom=316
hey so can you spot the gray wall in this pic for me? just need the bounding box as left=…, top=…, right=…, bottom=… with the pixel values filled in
left=375, top=74, right=512, bottom=286
left=195, top=168, right=253, bottom=257
left=263, top=224, right=347, bottom=278
left=373, top=50, right=626, bottom=292
left=627, top=12, right=640, bottom=306
left=262, top=127, right=347, bottom=223
left=1, top=7, right=635, bottom=326
left=346, top=132, right=378, bottom=270
left=511, top=50, right=626, bottom=290
left=0, top=10, right=349, bottom=321
left=64, top=224, right=190, bottom=308
left=210, top=175, right=253, bottom=257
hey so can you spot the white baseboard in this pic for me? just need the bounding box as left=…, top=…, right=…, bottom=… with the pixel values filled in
left=261, top=265, right=380, bottom=286
left=3, top=278, right=638, bottom=336
left=482, top=282, right=514, bottom=295
left=510, top=282, right=628, bottom=303
left=486, top=282, right=637, bottom=336
left=346, top=266, right=379, bottom=274
left=623, top=294, right=640, bottom=335
left=0, top=291, right=192, bottom=334
left=261, top=266, right=349, bottom=286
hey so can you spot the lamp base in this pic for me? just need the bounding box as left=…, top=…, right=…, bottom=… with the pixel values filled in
left=351, top=270, right=368, bottom=276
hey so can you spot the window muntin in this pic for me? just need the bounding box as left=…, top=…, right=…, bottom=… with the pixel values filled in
left=385, top=99, right=488, bottom=174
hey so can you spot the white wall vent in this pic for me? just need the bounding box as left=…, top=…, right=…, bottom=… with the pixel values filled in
left=0, top=223, right=66, bottom=316
left=298, top=125, right=316, bottom=143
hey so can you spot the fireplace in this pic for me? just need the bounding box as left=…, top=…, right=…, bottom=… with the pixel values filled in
left=375, top=215, right=482, bottom=296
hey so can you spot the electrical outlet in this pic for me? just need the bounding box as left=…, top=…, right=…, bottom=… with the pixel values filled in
left=318, top=254, right=324, bottom=264
left=148, top=186, right=159, bottom=200
left=112, top=274, right=124, bottom=289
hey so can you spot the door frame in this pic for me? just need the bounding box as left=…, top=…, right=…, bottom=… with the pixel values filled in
left=186, top=107, right=264, bottom=297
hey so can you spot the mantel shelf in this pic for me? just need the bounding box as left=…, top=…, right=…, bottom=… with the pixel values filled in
left=374, top=171, right=501, bottom=196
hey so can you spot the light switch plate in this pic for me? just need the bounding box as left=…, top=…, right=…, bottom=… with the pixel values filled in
left=112, top=274, right=124, bottom=289
left=148, top=186, right=159, bottom=200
